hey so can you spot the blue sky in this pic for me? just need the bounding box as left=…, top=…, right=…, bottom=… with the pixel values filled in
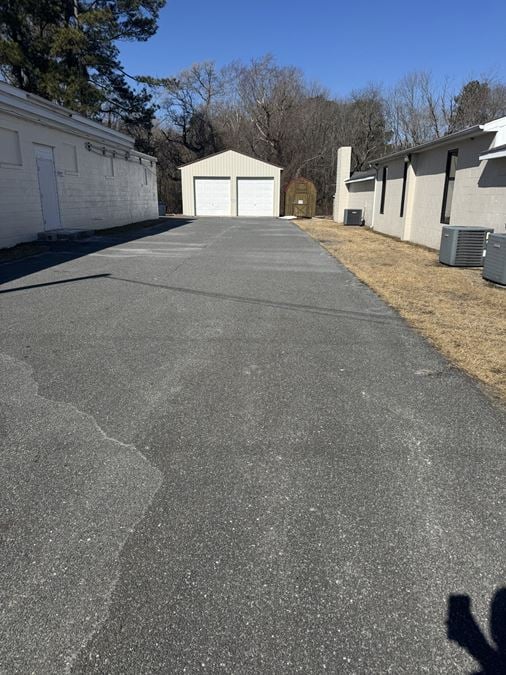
left=119, top=0, right=506, bottom=97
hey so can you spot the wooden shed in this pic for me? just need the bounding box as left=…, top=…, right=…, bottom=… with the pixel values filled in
left=284, top=177, right=317, bottom=217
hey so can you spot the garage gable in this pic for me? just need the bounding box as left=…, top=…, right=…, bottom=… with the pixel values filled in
left=180, top=150, right=281, bottom=174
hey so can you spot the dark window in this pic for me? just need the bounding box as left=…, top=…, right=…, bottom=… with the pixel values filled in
left=400, top=156, right=410, bottom=217
left=441, top=149, right=458, bottom=224
left=380, top=166, right=387, bottom=214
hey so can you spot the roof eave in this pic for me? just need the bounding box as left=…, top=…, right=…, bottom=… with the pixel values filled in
left=369, top=125, right=486, bottom=166
left=344, top=175, right=375, bottom=184
left=178, top=149, right=284, bottom=170
left=479, top=146, right=506, bottom=160
left=0, top=81, right=137, bottom=148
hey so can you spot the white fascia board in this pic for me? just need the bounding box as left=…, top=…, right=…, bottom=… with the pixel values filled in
left=479, top=147, right=506, bottom=160
left=344, top=176, right=375, bottom=184
left=481, top=116, right=506, bottom=150
left=481, top=116, right=506, bottom=134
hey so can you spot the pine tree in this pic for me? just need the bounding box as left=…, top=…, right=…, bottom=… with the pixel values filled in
left=448, top=80, right=492, bottom=132
left=0, top=0, right=165, bottom=150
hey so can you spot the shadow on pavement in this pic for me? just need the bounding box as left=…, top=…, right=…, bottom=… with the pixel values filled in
left=0, top=217, right=193, bottom=286
left=110, top=275, right=398, bottom=324
left=0, top=273, right=111, bottom=295
left=447, top=588, right=506, bottom=674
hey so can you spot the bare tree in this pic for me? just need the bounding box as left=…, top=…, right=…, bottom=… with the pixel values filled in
left=154, top=61, right=226, bottom=155
left=230, top=55, right=306, bottom=166
left=149, top=56, right=506, bottom=215
left=345, top=86, right=387, bottom=169
left=143, top=62, right=227, bottom=209
left=385, top=71, right=449, bottom=148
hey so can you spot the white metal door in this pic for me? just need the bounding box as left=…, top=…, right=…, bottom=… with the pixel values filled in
left=35, top=145, right=62, bottom=230
left=195, top=178, right=231, bottom=216
left=237, top=178, right=274, bottom=216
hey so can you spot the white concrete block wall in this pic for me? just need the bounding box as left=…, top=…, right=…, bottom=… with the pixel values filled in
left=0, top=113, right=45, bottom=247
left=0, top=111, right=158, bottom=249
left=346, top=182, right=375, bottom=226
left=371, top=157, right=406, bottom=239
left=407, top=145, right=450, bottom=249
left=451, top=135, right=506, bottom=235
left=408, top=136, right=506, bottom=249
left=369, top=133, right=506, bottom=250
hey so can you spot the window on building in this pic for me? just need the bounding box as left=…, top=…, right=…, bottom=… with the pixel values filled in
left=380, top=166, right=387, bottom=214
left=441, top=149, right=458, bottom=224
left=400, top=156, right=410, bottom=217
left=0, top=127, right=22, bottom=166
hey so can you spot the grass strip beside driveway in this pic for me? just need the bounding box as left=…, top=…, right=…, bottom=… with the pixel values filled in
left=296, top=218, right=506, bottom=402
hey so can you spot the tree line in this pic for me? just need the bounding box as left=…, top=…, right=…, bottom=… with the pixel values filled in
left=2, top=2, right=506, bottom=213
left=147, top=60, right=506, bottom=213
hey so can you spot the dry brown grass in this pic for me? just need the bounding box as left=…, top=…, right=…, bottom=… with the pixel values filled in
left=296, top=218, right=506, bottom=402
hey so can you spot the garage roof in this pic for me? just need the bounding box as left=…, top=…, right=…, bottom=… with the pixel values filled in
left=178, top=149, right=283, bottom=170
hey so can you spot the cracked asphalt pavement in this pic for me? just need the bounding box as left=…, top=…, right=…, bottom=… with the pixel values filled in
left=1, top=217, right=505, bottom=673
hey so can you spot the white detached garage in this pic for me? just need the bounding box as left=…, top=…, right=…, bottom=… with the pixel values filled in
left=179, top=150, right=283, bottom=217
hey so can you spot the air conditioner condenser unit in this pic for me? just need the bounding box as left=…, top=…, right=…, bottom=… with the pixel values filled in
left=439, top=226, right=493, bottom=267
left=343, top=209, right=363, bottom=226
left=483, top=233, right=506, bottom=285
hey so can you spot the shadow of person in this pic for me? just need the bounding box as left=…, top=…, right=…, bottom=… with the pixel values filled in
left=447, top=588, right=506, bottom=674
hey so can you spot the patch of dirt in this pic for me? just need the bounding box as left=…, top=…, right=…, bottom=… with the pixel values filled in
left=0, top=242, right=49, bottom=263
left=296, top=218, right=506, bottom=402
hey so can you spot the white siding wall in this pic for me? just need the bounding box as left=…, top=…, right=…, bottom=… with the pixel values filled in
left=180, top=151, right=282, bottom=217
left=0, top=111, right=158, bottom=249
left=346, top=182, right=375, bottom=227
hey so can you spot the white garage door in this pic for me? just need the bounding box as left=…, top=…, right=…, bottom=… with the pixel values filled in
left=237, top=178, right=274, bottom=216
left=195, top=178, right=231, bottom=216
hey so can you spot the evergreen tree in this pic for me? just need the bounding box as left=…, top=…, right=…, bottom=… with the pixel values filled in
left=0, top=0, right=165, bottom=150
left=448, top=80, right=492, bottom=132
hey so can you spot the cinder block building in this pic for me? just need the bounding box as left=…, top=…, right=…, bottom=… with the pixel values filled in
left=0, top=81, right=158, bottom=249
left=334, top=116, right=506, bottom=249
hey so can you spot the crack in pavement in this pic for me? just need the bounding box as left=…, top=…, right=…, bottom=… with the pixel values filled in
left=0, top=353, right=162, bottom=673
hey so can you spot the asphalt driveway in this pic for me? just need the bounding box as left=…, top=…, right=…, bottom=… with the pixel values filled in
left=1, top=217, right=505, bottom=673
